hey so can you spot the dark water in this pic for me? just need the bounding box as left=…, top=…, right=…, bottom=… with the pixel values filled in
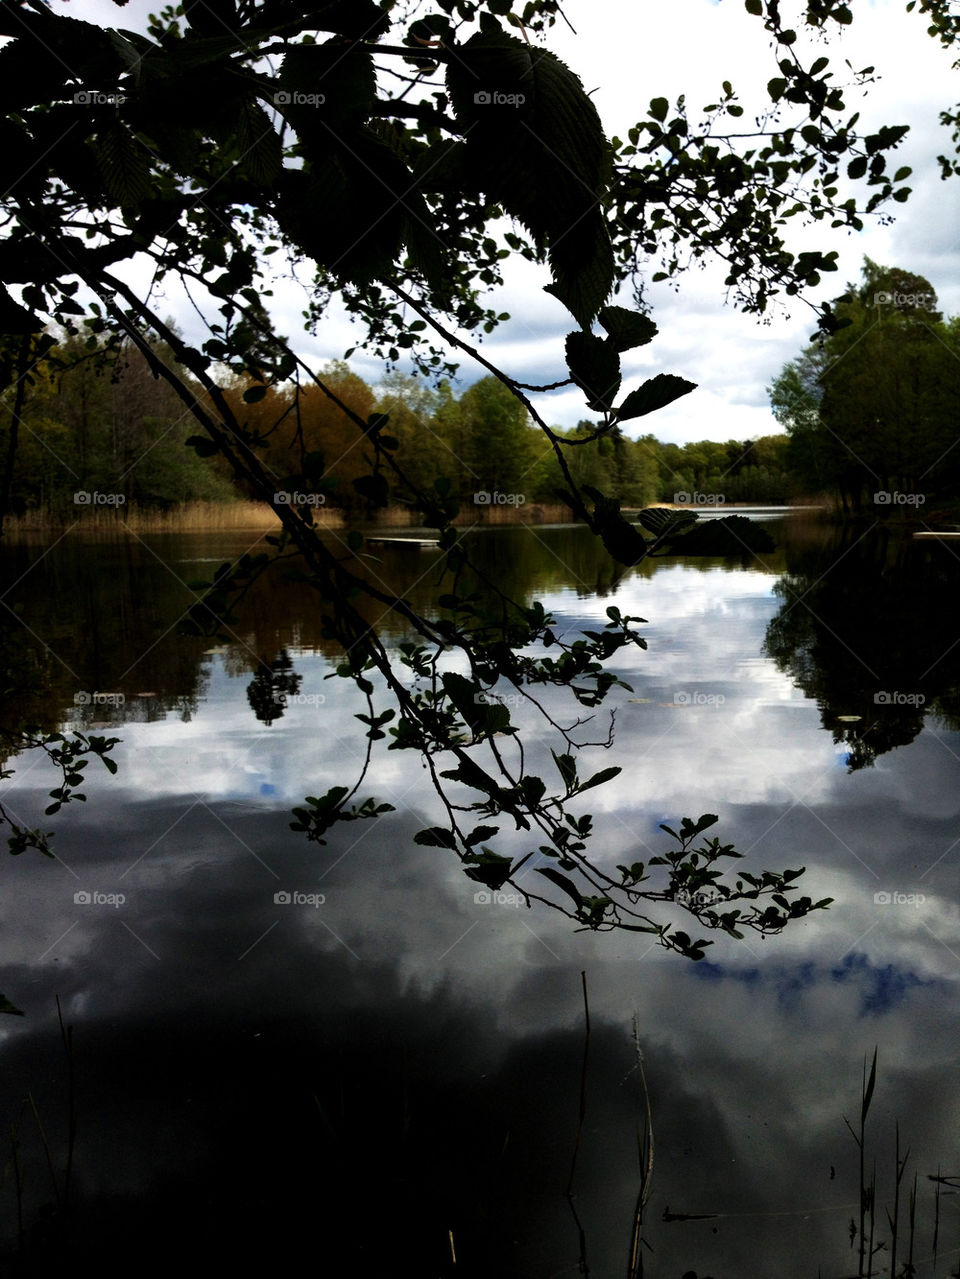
left=1, top=517, right=958, bottom=1276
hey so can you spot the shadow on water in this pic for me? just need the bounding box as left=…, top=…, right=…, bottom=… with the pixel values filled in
left=1, top=985, right=955, bottom=1278
left=764, top=525, right=960, bottom=768
left=1, top=523, right=783, bottom=745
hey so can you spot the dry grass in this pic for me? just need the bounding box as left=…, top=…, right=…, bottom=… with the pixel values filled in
left=4, top=500, right=575, bottom=534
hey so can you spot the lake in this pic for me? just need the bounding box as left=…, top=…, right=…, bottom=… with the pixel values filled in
left=1, top=515, right=958, bottom=1276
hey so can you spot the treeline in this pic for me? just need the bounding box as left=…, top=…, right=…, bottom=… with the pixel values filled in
left=0, top=333, right=797, bottom=523
left=770, top=258, right=960, bottom=513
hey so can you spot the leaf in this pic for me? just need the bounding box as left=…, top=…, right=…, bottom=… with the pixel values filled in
left=185, top=434, right=219, bottom=458
left=564, top=330, right=621, bottom=410
left=232, top=99, right=282, bottom=186
left=279, top=40, right=377, bottom=129
left=536, top=866, right=583, bottom=907
left=0, top=992, right=24, bottom=1016
left=446, top=32, right=613, bottom=326
left=597, top=306, right=658, bottom=352
left=615, top=374, right=697, bottom=421
left=352, top=473, right=390, bottom=507
left=0, top=284, right=43, bottom=333
left=243, top=384, right=267, bottom=403
left=649, top=96, right=669, bottom=122
left=414, top=827, right=458, bottom=849
left=551, top=750, right=578, bottom=792
left=637, top=507, right=699, bottom=539
left=464, top=848, right=513, bottom=890
left=576, top=765, right=621, bottom=794
left=89, top=122, right=153, bottom=207
left=442, top=672, right=513, bottom=739
left=464, top=825, right=499, bottom=848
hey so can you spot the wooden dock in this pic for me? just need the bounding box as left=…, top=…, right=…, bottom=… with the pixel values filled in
left=365, top=536, right=440, bottom=549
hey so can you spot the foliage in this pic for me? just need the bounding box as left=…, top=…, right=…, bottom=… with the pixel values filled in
left=769, top=258, right=960, bottom=510
left=1, top=0, right=946, bottom=950
left=0, top=727, right=119, bottom=858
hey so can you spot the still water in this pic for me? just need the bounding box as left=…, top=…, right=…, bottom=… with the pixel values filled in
left=1, top=517, right=958, bottom=1275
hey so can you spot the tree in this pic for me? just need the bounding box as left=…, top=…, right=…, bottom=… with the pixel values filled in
left=7, top=0, right=946, bottom=955
left=770, top=259, right=960, bottom=510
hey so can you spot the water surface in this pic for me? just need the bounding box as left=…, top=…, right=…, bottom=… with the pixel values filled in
left=1, top=517, right=958, bottom=1275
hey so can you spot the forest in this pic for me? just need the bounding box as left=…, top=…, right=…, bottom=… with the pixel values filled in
left=0, top=329, right=799, bottom=521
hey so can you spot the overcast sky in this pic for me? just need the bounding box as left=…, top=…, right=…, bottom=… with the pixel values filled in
left=67, top=0, right=960, bottom=442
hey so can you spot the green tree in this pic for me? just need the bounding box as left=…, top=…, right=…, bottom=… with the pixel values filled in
left=770, top=259, right=960, bottom=510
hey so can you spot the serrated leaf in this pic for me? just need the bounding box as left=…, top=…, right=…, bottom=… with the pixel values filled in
left=637, top=507, right=699, bottom=538
left=446, top=32, right=613, bottom=326
left=615, top=374, right=697, bottom=421
left=90, top=122, right=153, bottom=206
left=564, top=330, right=621, bottom=410
left=597, top=305, right=658, bottom=352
